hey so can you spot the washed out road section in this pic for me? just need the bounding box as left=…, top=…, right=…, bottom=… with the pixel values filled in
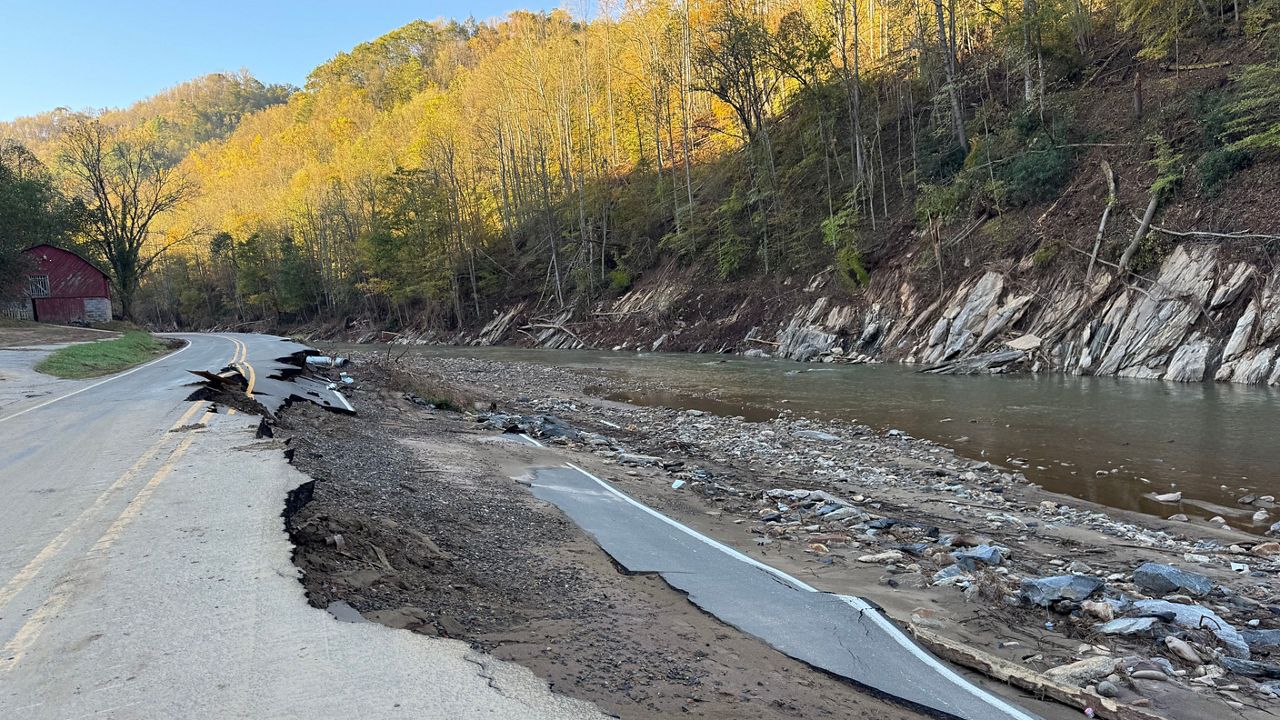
left=522, top=457, right=1041, bottom=720
left=0, top=332, right=602, bottom=719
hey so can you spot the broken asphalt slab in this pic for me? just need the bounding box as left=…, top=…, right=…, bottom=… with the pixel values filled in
left=186, top=336, right=354, bottom=417
left=520, top=458, right=1041, bottom=720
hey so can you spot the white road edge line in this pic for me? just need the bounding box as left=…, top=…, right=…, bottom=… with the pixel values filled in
left=522, top=434, right=1039, bottom=720
left=0, top=340, right=191, bottom=426
left=331, top=389, right=355, bottom=413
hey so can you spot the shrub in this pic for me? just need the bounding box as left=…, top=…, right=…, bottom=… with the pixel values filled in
left=1198, top=147, right=1253, bottom=195
left=1032, top=242, right=1060, bottom=268
left=915, top=179, right=974, bottom=223
left=1224, top=64, right=1280, bottom=154
left=716, top=232, right=749, bottom=279
left=607, top=267, right=633, bottom=292
left=835, top=242, right=869, bottom=287
left=916, top=131, right=966, bottom=183
left=998, top=145, right=1073, bottom=207
left=1148, top=134, right=1186, bottom=204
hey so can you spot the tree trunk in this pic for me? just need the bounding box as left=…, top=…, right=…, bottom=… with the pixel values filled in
left=1117, top=192, right=1160, bottom=279
left=934, top=0, right=968, bottom=153
left=1085, top=160, right=1117, bottom=287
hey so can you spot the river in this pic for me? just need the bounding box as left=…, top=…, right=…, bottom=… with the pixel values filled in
left=341, top=344, right=1278, bottom=529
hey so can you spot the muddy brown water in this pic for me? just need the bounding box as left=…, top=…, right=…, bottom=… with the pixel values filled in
left=335, top=344, right=1279, bottom=530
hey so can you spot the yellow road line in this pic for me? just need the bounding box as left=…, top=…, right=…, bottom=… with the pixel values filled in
left=243, top=354, right=257, bottom=397
left=225, top=335, right=257, bottom=397
left=0, top=402, right=205, bottom=612
left=0, top=412, right=211, bottom=672
left=0, top=334, right=241, bottom=620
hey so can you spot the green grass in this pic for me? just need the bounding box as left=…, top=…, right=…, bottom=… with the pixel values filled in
left=35, top=331, right=173, bottom=379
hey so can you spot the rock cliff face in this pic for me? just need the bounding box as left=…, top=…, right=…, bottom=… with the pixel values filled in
left=764, top=243, right=1278, bottom=384
left=400, top=240, right=1280, bottom=387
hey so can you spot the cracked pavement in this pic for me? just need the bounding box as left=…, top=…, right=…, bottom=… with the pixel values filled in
left=0, top=332, right=604, bottom=719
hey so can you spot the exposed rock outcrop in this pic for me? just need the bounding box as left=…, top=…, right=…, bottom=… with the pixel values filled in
left=399, top=239, right=1280, bottom=389
left=743, top=243, right=1280, bottom=386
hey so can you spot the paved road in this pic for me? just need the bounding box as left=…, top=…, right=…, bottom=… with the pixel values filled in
left=0, top=332, right=602, bottom=719
left=521, top=446, right=1043, bottom=720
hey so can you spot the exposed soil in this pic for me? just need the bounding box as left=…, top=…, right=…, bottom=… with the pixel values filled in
left=276, top=374, right=926, bottom=720
left=0, top=321, right=118, bottom=348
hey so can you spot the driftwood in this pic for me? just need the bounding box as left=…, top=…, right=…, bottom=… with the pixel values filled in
left=1086, top=161, right=1118, bottom=287
left=911, top=627, right=1166, bottom=720
left=745, top=337, right=781, bottom=346
left=522, top=322, right=587, bottom=345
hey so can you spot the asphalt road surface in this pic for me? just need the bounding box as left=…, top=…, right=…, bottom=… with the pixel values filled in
left=520, top=443, right=1043, bottom=720
left=0, top=332, right=602, bottom=720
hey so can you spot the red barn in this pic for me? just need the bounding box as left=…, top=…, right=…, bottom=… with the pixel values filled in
left=12, top=245, right=113, bottom=324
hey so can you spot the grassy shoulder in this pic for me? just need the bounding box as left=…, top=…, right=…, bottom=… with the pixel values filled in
left=35, top=331, right=175, bottom=379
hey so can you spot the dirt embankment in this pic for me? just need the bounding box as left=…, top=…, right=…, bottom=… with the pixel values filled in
left=276, top=367, right=924, bottom=720
left=0, top=321, right=118, bottom=348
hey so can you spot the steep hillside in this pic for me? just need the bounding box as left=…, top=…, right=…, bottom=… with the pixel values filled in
left=9, top=3, right=1280, bottom=389
left=0, top=71, right=292, bottom=164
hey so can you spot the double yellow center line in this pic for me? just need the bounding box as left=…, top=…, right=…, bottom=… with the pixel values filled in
left=228, top=336, right=257, bottom=397
left=0, top=336, right=251, bottom=672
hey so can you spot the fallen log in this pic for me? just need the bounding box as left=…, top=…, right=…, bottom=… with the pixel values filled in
left=1085, top=160, right=1118, bottom=288
left=521, top=322, right=587, bottom=346
left=911, top=627, right=1166, bottom=720
left=1160, top=61, right=1231, bottom=72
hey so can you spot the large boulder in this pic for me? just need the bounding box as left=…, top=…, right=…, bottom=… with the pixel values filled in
left=1243, top=629, right=1280, bottom=652
left=1132, top=562, right=1214, bottom=597
left=1220, top=657, right=1280, bottom=679
left=1131, top=599, right=1249, bottom=658
left=1021, top=575, right=1105, bottom=607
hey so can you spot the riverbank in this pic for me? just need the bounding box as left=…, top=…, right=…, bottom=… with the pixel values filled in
left=284, top=349, right=1280, bottom=720
left=276, top=368, right=933, bottom=720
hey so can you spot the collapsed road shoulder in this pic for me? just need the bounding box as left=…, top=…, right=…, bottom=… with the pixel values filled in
left=519, top=434, right=1041, bottom=720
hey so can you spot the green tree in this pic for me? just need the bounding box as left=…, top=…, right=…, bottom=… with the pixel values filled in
left=0, top=141, right=82, bottom=291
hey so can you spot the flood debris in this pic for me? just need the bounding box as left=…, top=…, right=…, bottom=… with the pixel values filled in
left=273, top=382, right=921, bottom=720
left=305, top=354, right=348, bottom=368
left=325, top=350, right=1280, bottom=720
left=186, top=346, right=356, bottom=418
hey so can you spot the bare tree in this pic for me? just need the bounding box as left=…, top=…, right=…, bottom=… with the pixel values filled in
left=58, top=115, right=196, bottom=319
left=933, top=0, right=968, bottom=153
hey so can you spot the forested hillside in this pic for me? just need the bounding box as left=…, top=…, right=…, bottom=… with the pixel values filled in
left=4, top=2, right=1280, bottom=373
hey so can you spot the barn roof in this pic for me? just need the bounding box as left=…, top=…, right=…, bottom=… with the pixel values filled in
left=22, top=244, right=110, bottom=279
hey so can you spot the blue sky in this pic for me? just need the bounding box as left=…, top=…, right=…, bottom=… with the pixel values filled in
left=0, top=0, right=555, bottom=121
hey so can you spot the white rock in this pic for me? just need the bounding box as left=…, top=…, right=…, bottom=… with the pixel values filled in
left=1164, top=636, right=1202, bottom=665
left=857, top=551, right=905, bottom=563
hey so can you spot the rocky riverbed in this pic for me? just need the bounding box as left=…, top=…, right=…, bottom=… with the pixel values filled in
left=345, top=349, right=1280, bottom=720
